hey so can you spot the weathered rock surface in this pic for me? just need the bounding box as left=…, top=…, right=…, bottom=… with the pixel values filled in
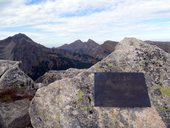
left=36, top=68, right=85, bottom=85
left=30, top=38, right=170, bottom=128
left=0, top=99, right=32, bottom=128
left=0, top=60, right=35, bottom=128
left=0, top=60, right=18, bottom=77
left=0, top=60, right=35, bottom=96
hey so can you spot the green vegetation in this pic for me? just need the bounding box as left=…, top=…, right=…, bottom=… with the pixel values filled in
left=107, top=62, right=112, bottom=67
left=76, top=90, right=84, bottom=108
left=77, top=90, right=93, bottom=112
left=79, top=106, right=92, bottom=111
left=159, top=106, right=168, bottom=111
left=160, top=87, right=170, bottom=97
left=77, top=90, right=84, bottom=101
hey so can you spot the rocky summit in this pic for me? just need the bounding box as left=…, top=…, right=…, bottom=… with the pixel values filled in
left=29, top=38, right=170, bottom=128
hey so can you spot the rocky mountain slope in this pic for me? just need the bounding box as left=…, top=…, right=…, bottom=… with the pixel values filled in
left=29, top=38, right=170, bottom=128
left=92, top=40, right=118, bottom=59
left=58, top=39, right=118, bottom=59
left=146, top=41, right=170, bottom=53
left=58, top=39, right=99, bottom=55
left=0, top=34, right=98, bottom=80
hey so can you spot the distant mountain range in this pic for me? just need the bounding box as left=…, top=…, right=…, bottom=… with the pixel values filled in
left=145, top=41, right=170, bottom=53
left=59, top=39, right=99, bottom=54
left=58, top=39, right=118, bottom=59
left=0, top=33, right=169, bottom=80
left=0, top=33, right=117, bottom=80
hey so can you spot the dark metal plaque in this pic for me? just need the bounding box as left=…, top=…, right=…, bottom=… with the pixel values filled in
left=94, top=72, right=151, bottom=107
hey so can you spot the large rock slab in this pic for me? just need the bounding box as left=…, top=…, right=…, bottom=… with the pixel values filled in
left=0, top=99, right=31, bottom=128
left=36, top=68, right=85, bottom=86
left=0, top=60, right=35, bottom=128
left=0, top=60, right=35, bottom=96
left=30, top=38, right=170, bottom=128
left=0, top=60, right=19, bottom=77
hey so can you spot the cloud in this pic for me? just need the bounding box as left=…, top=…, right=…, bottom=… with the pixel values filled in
left=0, top=0, right=170, bottom=47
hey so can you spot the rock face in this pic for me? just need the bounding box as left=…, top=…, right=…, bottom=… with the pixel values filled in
left=29, top=38, right=170, bottom=128
left=36, top=68, right=85, bottom=85
left=59, top=39, right=118, bottom=60
left=58, top=39, right=99, bottom=55
left=0, top=99, right=32, bottom=128
left=146, top=41, right=170, bottom=53
left=92, top=40, right=118, bottom=60
left=0, top=60, right=35, bottom=128
left=0, top=60, right=18, bottom=76
left=0, top=60, right=35, bottom=96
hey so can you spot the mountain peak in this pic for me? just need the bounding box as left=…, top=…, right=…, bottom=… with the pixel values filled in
left=3, top=33, right=34, bottom=44
left=121, top=37, right=142, bottom=42
left=73, top=39, right=83, bottom=44
left=14, top=33, right=27, bottom=37
left=119, top=37, right=144, bottom=47
left=86, top=39, right=99, bottom=48
left=87, top=39, right=94, bottom=42
left=87, top=39, right=97, bottom=44
left=12, top=33, right=33, bottom=42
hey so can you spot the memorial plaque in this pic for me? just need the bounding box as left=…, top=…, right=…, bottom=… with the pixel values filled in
left=94, top=72, right=151, bottom=107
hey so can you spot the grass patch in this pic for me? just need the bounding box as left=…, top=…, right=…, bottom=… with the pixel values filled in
left=160, top=87, right=170, bottom=97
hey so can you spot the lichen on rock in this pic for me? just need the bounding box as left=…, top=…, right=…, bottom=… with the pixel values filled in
left=29, top=38, right=170, bottom=128
left=0, top=60, right=36, bottom=128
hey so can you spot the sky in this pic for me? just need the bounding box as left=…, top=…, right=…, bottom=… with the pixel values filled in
left=0, top=0, right=170, bottom=47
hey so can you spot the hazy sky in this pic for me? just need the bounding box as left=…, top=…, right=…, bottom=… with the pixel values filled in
left=0, top=0, right=170, bottom=47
